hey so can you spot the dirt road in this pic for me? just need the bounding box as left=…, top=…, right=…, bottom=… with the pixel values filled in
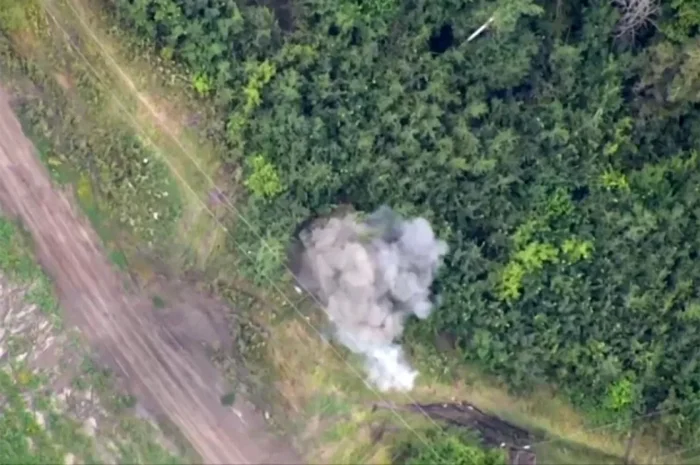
left=0, top=88, right=301, bottom=464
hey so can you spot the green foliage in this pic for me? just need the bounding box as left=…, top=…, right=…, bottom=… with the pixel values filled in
left=244, top=155, right=283, bottom=200
left=499, top=241, right=559, bottom=302
left=110, top=0, right=700, bottom=446
left=0, top=342, right=180, bottom=465
left=0, top=0, right=38, bottom=32
left=600, top=168, right=630, bottom=192
left=226, top=60, right=277, bottom=151
left=0, top=218, right=59, bottom=315
left=661, top=0, right=700, bottom=43
left=220, top=392, right=236, bottom=406
left=394, top=428, right=507, bottom=465
left=492, top=0, right=544, bottom=33
left=241, top=233, right=286, bottom=286
left=605, top=378, right=637, bottom=412
left=561, top=237, right=593, bottom=263
left=0, top=370, right=80, bottom=464
left=499, top=261, right=526, bottom=302
left=192, top=72, right=212, bottom=96
left=0, top=1, right=28, bottom=31
left=516, top=242, right=560, bottom=270
left=242, top=60, right=276, bottom=114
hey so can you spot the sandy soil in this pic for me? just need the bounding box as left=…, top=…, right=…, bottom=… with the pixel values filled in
left=0, top=88, right=301, bottom=464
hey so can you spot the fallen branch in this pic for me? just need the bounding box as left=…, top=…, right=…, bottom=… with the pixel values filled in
left=613, top=0, right=660, bottom=39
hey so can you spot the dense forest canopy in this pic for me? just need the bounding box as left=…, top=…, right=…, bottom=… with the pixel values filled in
left=111, top=0, right=700, bottom=444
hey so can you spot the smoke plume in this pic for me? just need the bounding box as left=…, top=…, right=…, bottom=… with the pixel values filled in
left=290, top=206, right=448, bottom=391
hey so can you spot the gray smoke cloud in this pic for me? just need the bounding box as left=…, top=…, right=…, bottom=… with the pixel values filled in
left=290, top=206, right=448, bottom=391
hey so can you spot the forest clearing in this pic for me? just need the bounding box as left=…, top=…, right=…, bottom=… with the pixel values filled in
left=1, top=0, right=700, bottom=464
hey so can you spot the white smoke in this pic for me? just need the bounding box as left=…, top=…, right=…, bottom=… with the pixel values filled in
left=290, top=206, right=448, bottom=391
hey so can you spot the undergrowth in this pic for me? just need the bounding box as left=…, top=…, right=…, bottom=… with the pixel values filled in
left=392, top=427, right=508, bottom=465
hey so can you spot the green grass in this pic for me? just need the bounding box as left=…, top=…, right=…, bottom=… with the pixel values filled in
left=66, top=354, right=189, bottom=464
left=1, top=6, right=185, bottom=281
left=16, top=118, right=133, bottom=275
left=74, top=356, right=139, bottom=413
left=0, top=350, right=184, bottom=465
left=0, top=364, right=98, bottom=464
left=115, top=417, right=185, bottom=465
left=0, top=218, right=59, bottom=316
left=109, top=250, right=129, bottom=271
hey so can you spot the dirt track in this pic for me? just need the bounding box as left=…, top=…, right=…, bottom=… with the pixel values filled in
left=0, top=88, right=300, bottom=464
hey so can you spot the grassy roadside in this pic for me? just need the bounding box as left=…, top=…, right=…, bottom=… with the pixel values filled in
left=42, top=0, right=232, bottom=272
left=0, top=1, right=691, bottom=464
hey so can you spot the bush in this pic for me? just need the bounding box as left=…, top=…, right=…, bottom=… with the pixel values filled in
left=394, top=428, right=507, bottom=465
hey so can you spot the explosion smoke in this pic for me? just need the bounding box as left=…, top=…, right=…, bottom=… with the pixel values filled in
left=290, top=206, right=448, bottom=391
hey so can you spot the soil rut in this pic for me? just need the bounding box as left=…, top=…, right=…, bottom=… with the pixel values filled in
left=0, top=88, right=300, bottom=464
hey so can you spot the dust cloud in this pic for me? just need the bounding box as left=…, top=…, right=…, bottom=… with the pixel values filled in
left=290, top=206, right=448, bottom=391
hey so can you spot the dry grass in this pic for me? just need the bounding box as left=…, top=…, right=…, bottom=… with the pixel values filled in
left=261, top=306, right=674, bottom=464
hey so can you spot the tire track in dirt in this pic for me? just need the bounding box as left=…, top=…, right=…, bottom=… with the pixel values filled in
left=0, top=88, right=301, bottom=464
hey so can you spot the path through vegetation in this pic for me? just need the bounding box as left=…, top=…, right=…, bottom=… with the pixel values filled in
left=0, top=87, right=300, bottom=464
